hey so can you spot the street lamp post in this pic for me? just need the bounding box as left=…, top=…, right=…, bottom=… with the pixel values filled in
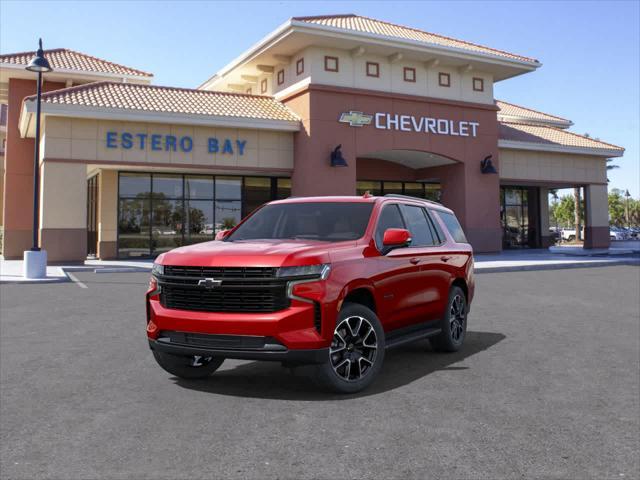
left=625, top=189, right=631, bottom=230
left=23, top=39, right=52, bottom=279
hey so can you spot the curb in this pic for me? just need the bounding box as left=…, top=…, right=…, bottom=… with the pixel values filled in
left=475, top=259, right=640, bottom=274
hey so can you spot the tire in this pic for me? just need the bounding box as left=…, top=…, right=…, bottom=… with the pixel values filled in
left=314, top=302, right=385, bottom=394
left=567, top=235, right=575, bottom=242
left=430, top=286, right=467, bottom=353
left=152, top=350, right=225, bottom=379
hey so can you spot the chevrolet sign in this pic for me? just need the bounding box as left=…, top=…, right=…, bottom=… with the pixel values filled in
left=339, top=111, right=480, bottom=137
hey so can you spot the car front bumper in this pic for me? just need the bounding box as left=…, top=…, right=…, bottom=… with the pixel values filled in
left=148, top=332, right=328, bottom=364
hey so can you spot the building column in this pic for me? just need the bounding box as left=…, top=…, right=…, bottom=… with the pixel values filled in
left=424, top=161, right=502, bottom=253
left=39, top=161, right=87, bottom=262
left=584, top=184, right=610, bottom=249
left=98, top=170, right=118, bottom=259
left=539, top=188, right=553, bottom=247
left=285, top=91, right=357, bottom=196
left=2, top=78, right=66, bottom=259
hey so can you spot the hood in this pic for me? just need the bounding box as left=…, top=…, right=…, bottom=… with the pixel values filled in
left=156, top=239, right=344, bottom=267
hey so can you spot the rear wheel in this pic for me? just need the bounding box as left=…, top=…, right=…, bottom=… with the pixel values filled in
left=430, top=286, right=467, bottom=353
left=152, top=350, right=224, bottom=379
left=315, top=303, right=385, bottom=394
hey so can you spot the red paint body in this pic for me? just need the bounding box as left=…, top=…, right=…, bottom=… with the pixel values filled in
left=146, top=196, right=474, bottom=352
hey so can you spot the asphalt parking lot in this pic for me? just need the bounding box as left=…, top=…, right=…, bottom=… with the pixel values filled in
left=1, top=266, right=639, bottom=480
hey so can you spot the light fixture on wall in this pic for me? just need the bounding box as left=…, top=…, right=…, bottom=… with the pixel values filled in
left=23, top=39, right=53, bottom=279
left=480, top=154, right=497, bottom=174
left=330, top=144, right=348, bottom=167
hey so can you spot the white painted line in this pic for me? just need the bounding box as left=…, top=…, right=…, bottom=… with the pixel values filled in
left=66, top=272, right=88, bottom=289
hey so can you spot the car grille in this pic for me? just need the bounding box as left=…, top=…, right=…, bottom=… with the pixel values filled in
left=157, top=331, right=285, bottom=350
left=158, top=266, right=289, bottom=313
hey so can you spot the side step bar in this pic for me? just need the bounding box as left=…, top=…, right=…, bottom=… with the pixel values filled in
left=385, top=326, right=442, bottom=350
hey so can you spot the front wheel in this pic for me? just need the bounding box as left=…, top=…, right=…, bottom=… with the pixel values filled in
left=430, top=286, right=467, bottom=353
left=152, top=350, right=225, bottom=379
left=315, top=303, right=385, bottom=394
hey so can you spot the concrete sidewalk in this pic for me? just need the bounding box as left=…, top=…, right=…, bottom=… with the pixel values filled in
left=1, top=250, right=637, bottom=283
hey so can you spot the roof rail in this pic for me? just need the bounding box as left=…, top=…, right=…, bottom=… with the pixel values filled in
left=383, top=193, right=442, bottom=206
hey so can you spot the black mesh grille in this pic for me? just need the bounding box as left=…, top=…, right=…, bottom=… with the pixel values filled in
left=158, top=331, right=278, bottom=350
left=164, top=266, right=277, bottom=279
left=313, top=302, right=322, bottom=333
left=158, top=266, right=288, bottom=313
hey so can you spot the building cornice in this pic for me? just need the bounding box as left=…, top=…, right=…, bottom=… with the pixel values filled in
left=277, top=82, right=500, bottom=111
left=498, top=140, right=624, bottom=158
left=19, top=101, right=300, bottom=138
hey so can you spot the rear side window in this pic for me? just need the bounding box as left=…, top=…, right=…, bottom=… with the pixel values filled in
left=375, top=204, right=405, bottom=249
left=399, top=204, right=436, bottom=246
left=437, top=211, right=468, bottom=243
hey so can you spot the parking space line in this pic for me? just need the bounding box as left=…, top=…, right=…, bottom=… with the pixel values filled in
left=66, top=272, right=88, bottom=289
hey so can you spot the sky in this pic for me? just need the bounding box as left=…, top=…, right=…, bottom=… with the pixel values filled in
left=1, top=0, right=638, bottom=197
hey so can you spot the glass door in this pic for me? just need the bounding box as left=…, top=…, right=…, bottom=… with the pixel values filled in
left=501, top=186, right=539, bottom=248
left=86, top=175, right=99, bottom=257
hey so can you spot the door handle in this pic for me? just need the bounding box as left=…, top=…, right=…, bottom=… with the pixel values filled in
left=440, top=256, right=452, bottom=262
left=410, top=257, right=421, bottom=265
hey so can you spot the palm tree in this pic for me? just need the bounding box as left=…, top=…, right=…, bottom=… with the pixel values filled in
left=606, top=158, right=619, bottom=182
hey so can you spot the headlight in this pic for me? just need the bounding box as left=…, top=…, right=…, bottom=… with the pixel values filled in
left=277, top=264, right=331, bottom=280
left=151, top=263, right=164, bottom=277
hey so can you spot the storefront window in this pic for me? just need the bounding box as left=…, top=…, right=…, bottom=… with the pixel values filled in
left=117, top=173, right=288, bottom=258
left=382, top=182, right=403, bottom=195
left=118, top=197, right=151, bottom=257
left=243, top=177, right=272, bottom=216
left=356, top=180, right=441, bottom=201
left=356, top=181, right=382, bottom=196
left=276, top=178, right=292, bottom=199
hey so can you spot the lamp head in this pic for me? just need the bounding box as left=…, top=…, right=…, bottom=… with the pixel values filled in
left=26, top=39, right=53, bottom=73
left=330, top=144, right=348, bottom=167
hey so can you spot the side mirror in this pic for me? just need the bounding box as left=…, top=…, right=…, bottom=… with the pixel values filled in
left=382, top=228, right=412, bottom=252
left=215, top=229, right=231, bottom=241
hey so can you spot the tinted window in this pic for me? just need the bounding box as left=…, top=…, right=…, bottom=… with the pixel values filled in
left=227, top=202, right=373, bottom=242
left=438, top=211, right=468, bottom=243
left=375, top=204, right=405, bottom=248
left=400, top=205, right=435, bottom=246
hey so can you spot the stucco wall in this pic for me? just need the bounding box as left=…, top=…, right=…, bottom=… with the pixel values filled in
left=42, top=117, right=294, bottom=171
left=499, top=148, right=607, bottom=184
left=273, top=46, right=494, bottom=105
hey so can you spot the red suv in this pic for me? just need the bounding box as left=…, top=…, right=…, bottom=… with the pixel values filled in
left=146, top=194, right=474, bottom=393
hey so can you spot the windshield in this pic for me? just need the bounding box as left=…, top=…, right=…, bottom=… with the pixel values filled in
left=226, top=202, right=374, bottom=242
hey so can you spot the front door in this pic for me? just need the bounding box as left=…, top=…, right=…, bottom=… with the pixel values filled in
left=87, top=175, right=99, bottom=257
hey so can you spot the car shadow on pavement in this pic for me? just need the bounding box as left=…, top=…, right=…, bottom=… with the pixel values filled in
left=173, top=330, right=505, bottom=400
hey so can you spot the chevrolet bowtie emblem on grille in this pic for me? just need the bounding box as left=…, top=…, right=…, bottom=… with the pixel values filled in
left=198, top=278, right=222, bottom=289
left=339, top=111, right=373, bottom=127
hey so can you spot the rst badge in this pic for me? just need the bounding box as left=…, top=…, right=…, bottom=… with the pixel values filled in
left=198, top=278, right=222, bottom=289
left=338, top=111, right=373, bottom=127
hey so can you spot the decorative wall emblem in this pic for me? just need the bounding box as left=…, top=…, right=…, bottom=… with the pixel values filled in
left=338, top=111, right=374, bottom=127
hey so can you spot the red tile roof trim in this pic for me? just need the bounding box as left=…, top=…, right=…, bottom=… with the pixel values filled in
left=293, top=14, right=539, bottom=64
left=0, top=48, right=152, bottom=77
left=23, top=81, right=300, bottom=122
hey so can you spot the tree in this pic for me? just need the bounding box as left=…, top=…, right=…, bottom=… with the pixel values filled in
left=549, top=194, right=577, bottom=228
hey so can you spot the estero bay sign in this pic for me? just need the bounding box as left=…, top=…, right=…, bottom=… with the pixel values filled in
left=339, top=111, right=480, bottom=137
left=105, top=131, right=248, bottom=155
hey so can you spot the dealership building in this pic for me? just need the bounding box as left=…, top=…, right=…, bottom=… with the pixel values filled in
left=0, top=14, right=624, bottom=261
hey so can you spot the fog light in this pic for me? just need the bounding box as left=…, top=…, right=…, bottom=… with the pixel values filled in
left=146, top=320, right=159, bottom=339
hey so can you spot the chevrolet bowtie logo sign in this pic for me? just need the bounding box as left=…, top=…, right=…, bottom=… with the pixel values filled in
left=198, top=278, right=222, bottom=289
left=338, top=111, right=373, bottom=127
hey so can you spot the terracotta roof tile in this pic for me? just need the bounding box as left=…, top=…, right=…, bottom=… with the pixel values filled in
left=27, top=82, right=299, bottom=122
left=0, top=48, right=152, bottom=77
left=496, top=100, right=571, bottom=126
left=293, top=14, right=538, bottom=64
left=499, top=122, right=623, bottom=153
